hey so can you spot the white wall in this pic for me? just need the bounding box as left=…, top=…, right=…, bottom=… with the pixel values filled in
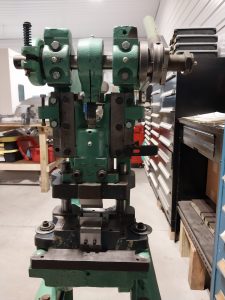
left=0, top=48, right=52, bottom=114
left=0, top=48, right=15, bottom=114
left=155, top=0, right=225, bottom=49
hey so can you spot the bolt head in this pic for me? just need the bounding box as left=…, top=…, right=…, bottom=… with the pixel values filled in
left=51, top=120, right=58, bottom=128
left=51, top=40, right=60, bottom=51
left=52, top=71, right=61, bottom=80
left=123, top=56, right=129, bottom=63
left=74, top=170, right=81, bottom=178
left=51, top=56, right=58, bottom=63
left=88, top=141, right=92, bottom=147
left=122, top=40, right=131, bottom=50
left=126, top=122, right=132, bottom=129
left=50, top=97, right=57, bottom=105
left=97, top=169, right=107, bottom=179
left=121, top=72, right=129, bottom=80
left=42, top=221, right=49, bottom=227
left=136, top=222, right=147, bottom=232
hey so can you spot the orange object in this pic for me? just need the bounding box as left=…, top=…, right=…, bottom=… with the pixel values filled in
left=17, top=136, right=38, bottom=161
left=131, top=124, right=144, bottom=167
left=30, top=146, right=55, bottom=163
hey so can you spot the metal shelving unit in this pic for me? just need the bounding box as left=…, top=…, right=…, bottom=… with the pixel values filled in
left=144, top=74, right=177, bottom=225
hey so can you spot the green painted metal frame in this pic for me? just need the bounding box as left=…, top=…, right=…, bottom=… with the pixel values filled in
left=19, top=24, right=161, bottom=300
left=77, top=37, right=103, bottom=103
left=31, top=250, right=161, bottom=300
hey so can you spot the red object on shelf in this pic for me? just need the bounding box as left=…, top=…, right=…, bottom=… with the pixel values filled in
left=30, top=146, right=55, bottom=163
left=131, top=124, right=145, bottom=167
left=17, top=136, right=39, bottom=161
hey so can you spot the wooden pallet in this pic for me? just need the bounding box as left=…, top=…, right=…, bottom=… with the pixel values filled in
left=179, top=221, right=208, bottom=290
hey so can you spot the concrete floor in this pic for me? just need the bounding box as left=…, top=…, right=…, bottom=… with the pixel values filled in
left=0, top=169, right=209, bottom=300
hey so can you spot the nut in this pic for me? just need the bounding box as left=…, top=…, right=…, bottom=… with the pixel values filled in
left=42, top=221, right=49, bottom=228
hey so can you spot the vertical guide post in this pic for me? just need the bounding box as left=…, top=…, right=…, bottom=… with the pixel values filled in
left=40, top=94, right=46, bottom=126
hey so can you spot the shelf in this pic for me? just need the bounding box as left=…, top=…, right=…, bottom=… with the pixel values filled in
left=178, top=200, right=214, bottom=275
left=0, top=122, right=55, bottom=192
left=0, top=158, right=63, bottom=172
left=0, top=160, right=41, bottom=171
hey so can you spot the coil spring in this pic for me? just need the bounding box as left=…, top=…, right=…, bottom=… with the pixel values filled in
left=23, top=22, right=32, bottom=46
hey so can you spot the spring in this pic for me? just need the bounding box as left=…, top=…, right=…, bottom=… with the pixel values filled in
left=23, top=21, right=32, bottom=46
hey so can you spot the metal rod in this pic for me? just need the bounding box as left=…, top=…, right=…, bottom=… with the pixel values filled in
left=15, top=54, right=113, bottom=70
left=168, top=53, right=195, bottom=73
left=70, top=54, right=112, bottom=69
left=116, top=200, right=126, bottom=213
left=61, top=199, right=72, bottom=213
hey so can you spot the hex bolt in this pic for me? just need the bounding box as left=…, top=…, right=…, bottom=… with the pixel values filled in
left=121, top=40, right=131, bottom=50
left=51, top=120, right=58, bottom=128
left=74, top=170, right=81, bottom=178
left=51, top=56, right=58, bottom=63
left=49, top=97, right=57, bottom=105
left=51, top=40, right=61, bottom=51
left=41, top=295, right=51, bottom=300
left=88, top=141, right=92, bottom=147
left=52, top=71, right=61, bottom=80
left=137, top=222, right=145, bottom=230
left=136, top=222, right=147, bottom=232
left=123, top=56, right=129, bottom=63
left=98, top=169, right=107, bottom=179
left=42, top=221, right=49, bottom=228
left=126, top=121, right=132, bottom=129
left=121, top=72, right=129, bottom=80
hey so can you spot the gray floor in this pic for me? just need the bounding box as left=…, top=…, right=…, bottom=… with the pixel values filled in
left=0, top=169, right=209, bottom=300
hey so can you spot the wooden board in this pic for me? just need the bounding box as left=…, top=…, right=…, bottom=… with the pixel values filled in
left=191, top=199, right=216, bottom=234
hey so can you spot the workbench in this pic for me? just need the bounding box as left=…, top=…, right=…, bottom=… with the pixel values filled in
left=0, top=122, right=63, bottom=192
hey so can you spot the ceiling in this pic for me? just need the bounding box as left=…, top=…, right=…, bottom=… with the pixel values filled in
left=0, top=0, right=160, bottom=40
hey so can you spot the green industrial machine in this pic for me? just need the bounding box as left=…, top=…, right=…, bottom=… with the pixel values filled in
left=14, top=17, right=194, bottom=300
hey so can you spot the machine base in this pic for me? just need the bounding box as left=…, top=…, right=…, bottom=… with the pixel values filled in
left=31, top=249, right=161, bottom=300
